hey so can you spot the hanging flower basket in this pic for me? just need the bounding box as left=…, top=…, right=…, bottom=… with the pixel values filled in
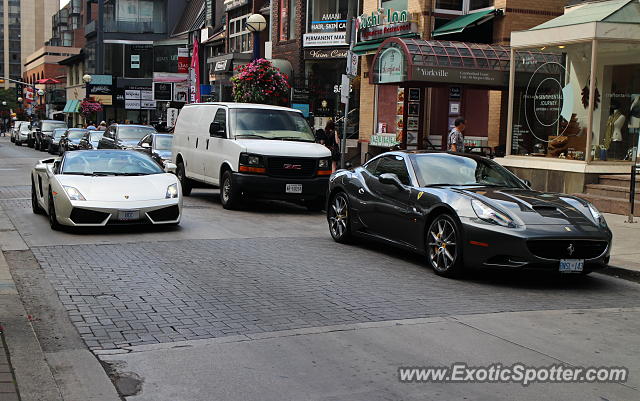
left=80, top=99, right=103, bottom=119
left=231, top=59, right=291, bottom=106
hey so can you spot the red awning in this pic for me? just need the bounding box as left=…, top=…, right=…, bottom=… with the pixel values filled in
left=35, top=78, right=61, bottom=84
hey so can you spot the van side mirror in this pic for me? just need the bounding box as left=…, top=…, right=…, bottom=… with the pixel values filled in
left=521, top=178, right=532, bottom=187
left=209, top=122, right=225, bottom=137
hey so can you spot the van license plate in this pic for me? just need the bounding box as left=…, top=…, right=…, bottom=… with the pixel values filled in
left=286, top=184, right=302, bottom=194
left=559, top=259, right=584, bottom=273
left=118, top=210, right=140, bottom=221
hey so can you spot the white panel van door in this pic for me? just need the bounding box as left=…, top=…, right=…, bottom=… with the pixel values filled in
left=203, top=107, right=230, bottom=186
left=188, top=105, right=213, bottom=181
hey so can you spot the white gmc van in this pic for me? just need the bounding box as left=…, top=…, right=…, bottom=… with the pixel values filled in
left=172, top=103, right=332, bottom=210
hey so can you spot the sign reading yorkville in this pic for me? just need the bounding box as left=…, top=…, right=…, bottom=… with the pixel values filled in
left=411, top=66, right=506, bottom=87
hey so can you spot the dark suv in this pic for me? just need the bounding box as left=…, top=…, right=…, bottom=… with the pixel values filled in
left=32, top=120, right=68, bottom=151
left=97, top=124, right=157, bottom=150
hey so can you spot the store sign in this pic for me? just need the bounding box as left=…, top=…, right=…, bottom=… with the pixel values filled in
left=178, top=48, right=189, bottom=74
left=173, top=82, right=189, bottom=102
left=141, top=100, right=156, bottom=109
left=167, top=108, right=179, bottom=127
left=304, top=49, right=348, bottom=59
left=214, top=60, right=229, bottom=72
left=131, top=54, right=141, bottom=69
left=125, top=99, right=141, bottom=109
left=378, top=47, right=405, bottom=83
left=359, top=21, right=417, bottom=42
left=370, top=133, right=398, bottom=147
left=223, top=0, right=248, bottom=12
left=310, top=13, right=347, bottom=32
left=411, top=66, right=506, bottom=87
left=125, top=90, right=141, bottom=100
left=358, top=8, right=409, bottom=29
left=303, top=32, right=348, bottom=47
left=153, top=82, right=173, bottom=101
left=291, top=88, right=310, bottom=103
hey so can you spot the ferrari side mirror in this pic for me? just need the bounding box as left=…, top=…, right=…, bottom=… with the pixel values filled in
left=379, top=173, right=405, bottom=190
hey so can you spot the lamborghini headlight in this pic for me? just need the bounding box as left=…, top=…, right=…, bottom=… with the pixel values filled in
left=166, top=183, right=179, bottom=199
left=63, top=186, right=86, bottom=201
left=472, top=199, right=515, bottom=228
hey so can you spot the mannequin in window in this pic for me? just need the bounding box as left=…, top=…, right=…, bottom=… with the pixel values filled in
left=603, top=102, right=625, bottom=160
left=630, top=94, right=640, bottom=129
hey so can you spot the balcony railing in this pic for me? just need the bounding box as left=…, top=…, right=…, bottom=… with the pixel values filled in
left=103, top=20, right=166, bottom=34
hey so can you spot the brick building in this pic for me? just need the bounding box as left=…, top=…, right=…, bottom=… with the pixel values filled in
left=356, top=0, right=566, bottom=161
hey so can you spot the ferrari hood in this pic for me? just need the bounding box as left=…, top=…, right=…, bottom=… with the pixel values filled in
left=56, top=174, right=177, bottom=201
left=234, top=139, right=331, bottom=158
left=461, top=187, right=595, bottom=226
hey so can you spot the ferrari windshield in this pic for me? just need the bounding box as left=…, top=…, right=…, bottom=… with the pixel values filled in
left=410, top=153, right=526, bottom=188
left=231, top=109, right=315, bottom=142
left=155, top=135, right=173, bottom=150
left=118, top=126, right=156, bottom=141
left=61, top=151, right=164, bottom=175
left=89, top=131, right=104, bottom=143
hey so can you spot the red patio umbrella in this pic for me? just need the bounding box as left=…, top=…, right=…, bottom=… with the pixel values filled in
left=35, top=78, right=61, bottom=84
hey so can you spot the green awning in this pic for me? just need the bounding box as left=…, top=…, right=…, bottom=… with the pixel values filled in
left=432, top=9, right=497, bottom=37
left=63, top=100, right=80, bottom=113
left=353, top=33, right=419, bottom=55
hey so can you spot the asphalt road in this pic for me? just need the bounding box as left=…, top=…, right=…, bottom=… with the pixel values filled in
left=1, top=137, right=640, bottom=401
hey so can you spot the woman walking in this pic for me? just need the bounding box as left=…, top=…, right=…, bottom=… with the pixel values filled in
left=324, top=120, right=340, bottom=172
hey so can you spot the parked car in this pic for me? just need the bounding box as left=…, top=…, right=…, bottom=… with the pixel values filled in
left=11, top=121, right=27, bottom=143
left=48, top=128, right=67, bottom=154
left=31, top=150, right=181, bottom=230
left=97, top=124, right=157, bottom=150
left=172, top=103, right=332, bottom=210
left=33, top=120, right=67, bottom=151
left=79, top=130, right=105, bottom=150
left=15, top=123, right=32, bottom=146
left=326, top=151, right=612, bottom=277
left=58, top=128, right=88, bottom=154
left=136, top=133, right=173, bottom=167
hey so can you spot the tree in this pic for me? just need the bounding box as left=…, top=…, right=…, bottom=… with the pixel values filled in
left=231, top=59, right=290, bottom=106
left=0, top=88, right=19, bottom=110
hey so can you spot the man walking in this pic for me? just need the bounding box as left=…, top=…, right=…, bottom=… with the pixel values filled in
left=448, top=117, right=466, bottom=153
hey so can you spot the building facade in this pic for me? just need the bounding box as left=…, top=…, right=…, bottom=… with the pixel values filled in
left=356, top=0, right=566, bottom=160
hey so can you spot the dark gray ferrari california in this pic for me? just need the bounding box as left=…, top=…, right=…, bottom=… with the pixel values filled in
left=326, top=151, right=611, bottom=277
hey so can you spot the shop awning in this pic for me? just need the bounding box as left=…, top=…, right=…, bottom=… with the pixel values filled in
left=62, top=100, right=80, bottom=113
left=352, top=33, right=419, bottom=55
left=432, top=9, right=499, bottom=37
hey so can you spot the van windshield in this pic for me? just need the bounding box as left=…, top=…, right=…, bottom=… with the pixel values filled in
left=230, top=109, right=315, bottom=142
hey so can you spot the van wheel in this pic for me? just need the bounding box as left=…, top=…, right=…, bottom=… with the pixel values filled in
left=176, top=162, right=192, bottom=196
left=220, top=170, right=240, bottom=210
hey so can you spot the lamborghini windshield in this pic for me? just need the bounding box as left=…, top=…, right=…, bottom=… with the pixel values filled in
left=61, top=151, right=164, bottom=176
left=230, top=109, right=315, bottom=142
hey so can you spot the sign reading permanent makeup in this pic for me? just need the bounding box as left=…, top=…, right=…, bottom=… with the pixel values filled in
left=303, top=32, right=348, bottom=47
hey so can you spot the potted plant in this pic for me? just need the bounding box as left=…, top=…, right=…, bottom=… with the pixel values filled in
left=231, top=59, right=290, bottom=106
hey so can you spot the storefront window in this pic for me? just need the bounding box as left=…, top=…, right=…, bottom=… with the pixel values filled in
left=511, top=41, right=640, bottom=162
left=435, top=0, right=494, bottom=13
left=104, top=43, right=124, bottom=76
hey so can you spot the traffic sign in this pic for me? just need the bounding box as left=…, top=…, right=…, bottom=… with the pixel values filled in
left=346, top=50, right=358, bottom=78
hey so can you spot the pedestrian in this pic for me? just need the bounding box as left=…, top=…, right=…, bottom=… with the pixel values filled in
left=448, top=117, right=466, bottom=153
left=324, top=120, right=340, bottom=172
left=86, top=122, right=97, bottom=130
left=315, top=128, right=326, bottom=145
left=96, top=121, right=107, bottom=131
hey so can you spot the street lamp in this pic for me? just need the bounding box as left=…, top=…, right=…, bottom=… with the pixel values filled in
left=82, top=74, right=92, bottom=99
left=246, top=14, right=267, bottom=61
left=37, top=89, right=46, bottom=119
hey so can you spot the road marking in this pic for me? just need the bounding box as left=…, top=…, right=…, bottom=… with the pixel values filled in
left=0, top=168, right=17, bottom=171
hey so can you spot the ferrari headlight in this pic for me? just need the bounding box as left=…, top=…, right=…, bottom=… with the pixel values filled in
left=166, top=183, right=179, bottom=199
left=63, top=186, right=86, bottom=201
left=472, top=199, right=515, bottom=227
left=587, top=202, right=607, bottom=227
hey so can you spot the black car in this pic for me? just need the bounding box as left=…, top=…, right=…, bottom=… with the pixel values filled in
left=32, top=120, right=67, bottom=151
left=136, top=133, right=173, bottom=167
left=326, top=151, right=611, bottom=277
left=58, top=129, right=88, bottom=155
left=79, top=130, right=105, bottom=150
left=47, top=128, right=67, bottom=154
left=97, top=124, right=157, bottom=150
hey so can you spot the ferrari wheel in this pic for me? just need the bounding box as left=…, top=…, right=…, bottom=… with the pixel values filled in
left=176, top=162, right=192, bottom=196
left=328, top=192, right=351, bottom=243
left=427, top=214, right=463, bottom=277
left=48, top=192, right=61, bottom=231
left=31, top=180, right=43, bottom=215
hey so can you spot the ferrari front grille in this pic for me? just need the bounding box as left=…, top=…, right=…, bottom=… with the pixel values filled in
left=70, top=208, right=110, bottom=224
left=527, top=240, right=608, bottom=260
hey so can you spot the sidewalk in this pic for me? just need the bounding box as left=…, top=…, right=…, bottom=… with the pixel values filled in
left=1, top=330, right=19, bottom=401
left=602, top=213, right=640, bottom=280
